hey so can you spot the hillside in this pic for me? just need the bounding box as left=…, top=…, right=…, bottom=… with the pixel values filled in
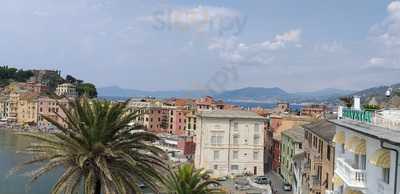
left=98, top=86, right=354, bottom=103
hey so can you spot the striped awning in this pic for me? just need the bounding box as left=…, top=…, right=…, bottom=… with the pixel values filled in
left=345, top=136, right=361, bottom=151
left=370, top=148, right=391, bottom=168
left=333, top=131, right=345, bottom=144
left=345, top=188, right=363, bottom=194
left=351, top=138, right=366, bottom=155
left=332, top=175, right=344, bottom=188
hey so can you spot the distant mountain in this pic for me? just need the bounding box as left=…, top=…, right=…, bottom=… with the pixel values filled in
left=215, top=87, right=289, bottom=101
left=350, top=83, right=400, bottom=104
left=295, top=88, right=355, bottom=98
left=98, top=86, right=207, bottom=99
left=99, top=86, right=354, bottom=103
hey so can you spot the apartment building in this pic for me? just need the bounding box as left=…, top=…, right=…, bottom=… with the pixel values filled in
left=326, top=97, right=400, bottom=194
left=281, top=127, right=305, bottom=186
left=194, top=110, right=266, bottom=177
left=16, top=93, right=39, bottom=124
left=301, top=104, right=327, bottom=118
left=56, top=83, right=77, bottom=97
left=37, top=97, right=68, bottom=130
left=303, top=120, right=336, bottom=194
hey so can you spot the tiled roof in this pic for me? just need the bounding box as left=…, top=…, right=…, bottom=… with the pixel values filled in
left=282, top=127, right=304, bottom=143
left=198, top=110, right=266, bottom=119
left=303, top=120, right=336, bottom=142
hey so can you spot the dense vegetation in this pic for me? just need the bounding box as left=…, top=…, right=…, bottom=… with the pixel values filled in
left=77, top=83, right=98, bottom=98
left=0, top=66, right=33, bottom=86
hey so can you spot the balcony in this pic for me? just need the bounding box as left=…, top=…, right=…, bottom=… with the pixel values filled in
left=335, top=157, right=366, bottom=189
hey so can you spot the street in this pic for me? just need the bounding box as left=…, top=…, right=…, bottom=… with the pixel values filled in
left=218, top=171, right=292, bottom=194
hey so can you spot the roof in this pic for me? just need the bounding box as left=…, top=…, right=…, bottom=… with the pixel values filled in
left=329, top=119, right=400, bottom=145
left=282, top=127, right=304, bottom=143
left=197, top=110, right=266, bottom=120
left=303, top=120, right=336, bottom=142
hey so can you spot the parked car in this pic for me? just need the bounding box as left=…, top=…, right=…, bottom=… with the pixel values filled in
left=283, top=183, right=292, bottom=191
left=254, top=176, right=271, bottom=185
left=234, top=178, right=251, bottom=191
left=216, top=176, right=228, bottom=181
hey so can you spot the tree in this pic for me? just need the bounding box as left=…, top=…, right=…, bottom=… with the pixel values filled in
left=77, top=83, right=98, bottom=98
left=65, top=75, right=83, bottom=84
left=163, top=164, right=222, bottom=194
left=339, top=96, right=353, bottom=108
left=15, top=97, right=167, bottom=194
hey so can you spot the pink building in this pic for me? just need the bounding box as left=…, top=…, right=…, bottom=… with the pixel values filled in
left=37, top=97, right=68, bottom=130
left=168, top=109, right=187, bottom=135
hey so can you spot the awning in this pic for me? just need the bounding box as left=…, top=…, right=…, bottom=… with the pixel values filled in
left=332, top=175, right=344, bottom=188
left=345, top=136, right=361, bottom=151
left=345, top=188, right=363, bottom=194
left=351, top=139, right=366, bottom=155
left=333, top=131, right=345, bottom=144
left=370, top=148, right=391, bottom=168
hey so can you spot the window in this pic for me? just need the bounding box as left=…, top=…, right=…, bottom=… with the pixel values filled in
left=213, top=151, right=220, bottom=160
left=299, top=143, right=302, bottom=149
left=253, top=151, right=259, bottom=160
left=383, top=168, right=390, bottom=184
left=327, top=145, right=331, bottom=160
left=254, top=123, right=260, bottom=133
left=211, top=133, right=224, bottom=145
left=231, top=165, right=239, bottom=170
left=341, top=144, right=345, bottom=154
left=233, top=135, right=240, bottom=145
left=233, top=122, right=238, bottom=131
left=213, top=165, right=218, bottom=170
left=233, top=151, right=239, bottom=159
left=254, top=135, right=260, bottom=145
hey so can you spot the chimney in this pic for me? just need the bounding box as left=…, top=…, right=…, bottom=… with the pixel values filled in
left=353, top=96, right=361, bottom=110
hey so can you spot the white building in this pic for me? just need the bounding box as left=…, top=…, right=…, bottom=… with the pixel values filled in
left=327, top=97, right=400, bottom=194
left=56, top=83, right=77, bottom=97
left=194, top=110, right=266, bottom=178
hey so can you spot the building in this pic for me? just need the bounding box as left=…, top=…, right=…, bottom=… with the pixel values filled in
left=267, top=115, right=312, bottom=173
left=37, top=97, right=68, bottom=130
left=280, top=127, right=305, bottom=185
left=194, top=110, right=266, bottom=177
left=326, top=97, right=400, bottom=194
left=301, top=104, right=327, bottom=118
left=16, top=93, right=39, bottom=125
left=56, top=83, right=77, bottom=97
left=303, top=120, right=336, bottom=194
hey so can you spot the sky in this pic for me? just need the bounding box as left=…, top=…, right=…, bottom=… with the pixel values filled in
left=1, top=0, right=400, bottom=92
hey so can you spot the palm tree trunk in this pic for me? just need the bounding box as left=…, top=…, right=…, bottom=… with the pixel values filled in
left=94, top=178, right=101, bottom=194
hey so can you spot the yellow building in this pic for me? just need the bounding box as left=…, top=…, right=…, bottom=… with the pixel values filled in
left=16, top=93, right=39, bottom=125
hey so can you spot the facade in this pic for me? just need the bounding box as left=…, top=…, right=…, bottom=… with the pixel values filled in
left=303, top=120, right=336, bottom=194
left=16, top=93, right=39, bottom=125
left=56, top=83, right=77, bottom=97
left=37, top=97, right=68, bottom=130
left=194, top=110, right=266, bottom=177
left=301, top=104, right=327, bottom=118
left=326, top=97, right=400, bottom=194
left=280, top=127, right=305, bottom=185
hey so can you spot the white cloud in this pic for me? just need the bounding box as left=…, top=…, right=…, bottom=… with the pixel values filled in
left=208, top=29, right=301, bottom=65
left=368, top=57, right=385, bottom=65
left=371, top=1, right=400, bottom=47
left=258, top=29, right=301, bottom=50
left=138, top=5, right=245, bottom=35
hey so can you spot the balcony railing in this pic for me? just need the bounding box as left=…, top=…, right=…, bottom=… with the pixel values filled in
left=335, top=157, right=366, bottom=188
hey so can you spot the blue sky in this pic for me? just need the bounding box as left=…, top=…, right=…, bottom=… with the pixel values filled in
left=2, top=0, right=400, bottom=92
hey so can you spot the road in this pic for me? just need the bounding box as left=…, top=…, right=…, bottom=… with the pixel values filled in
left=218, top=171, right=292, bottom=194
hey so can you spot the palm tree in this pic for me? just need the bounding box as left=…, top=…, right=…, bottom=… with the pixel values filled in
left=163, top=163, right=222, bottom=194
left=15, top=97, right=167, bottom=194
